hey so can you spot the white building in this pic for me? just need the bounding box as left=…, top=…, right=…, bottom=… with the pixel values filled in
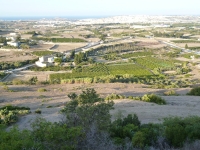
left=6, top=32, right=19, bottom=47
left=7, top=41, right=19, bottom=47
left=36, top=56, right=54, bottom=67
left=10, top=33, right=17, bottom=36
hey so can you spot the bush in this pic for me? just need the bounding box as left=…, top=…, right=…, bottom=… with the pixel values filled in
left=105, top=93, right=126, bottom=100
left=0, top=105, right=30, bottom=125
left=110, top=114, right=141, bottom=145
left=164, top=90, right=178, bottom=96
left=142, top=94, right=166, bottom=105
left=132, top=131, right=146, bottom=148
left=12, top=79, right=24, bottom=85
left=0, top=108, right=18, bottom=125
left=187, top=87, right=200, bottom=96
left=163, top=116, right=200, bottom=148
left=35, top=109, right=41, bottom=114
left=37, top=88, right=47, bottom=92
left=37, top=95, right=47, bottom=99
left=0, top=105, right=30, bottom=111
left=132, top=124, right=161, bottom=148
left=0, top=126, right=35, bottom=149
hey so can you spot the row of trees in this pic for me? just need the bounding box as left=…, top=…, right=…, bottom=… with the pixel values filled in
left=87, top=42, right=146, bottom=56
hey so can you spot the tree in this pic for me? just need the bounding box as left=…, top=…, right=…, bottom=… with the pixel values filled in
left=70, top=50, right=75, bottom=59
left=31, top=118, right=83, bottom=150
left=16, top=35, right=21, bottom=42
left=74, top=52, right=88, bottom=65
left=0, top=36, right=7, bottom=46
left=61, top=88, right=114, bottom=130
left=185, top=44, right=188, bottom=49
left=61, top=89, right=116, bottom=149
left=28, top=76, right=38, bottom=85
left=14, top=61, right=22, bottom=68
left=20, top=44, right=30, bottom=49
left=100, top=34, right=106, bottom=41
left=54, top=57, right=62, bottom=64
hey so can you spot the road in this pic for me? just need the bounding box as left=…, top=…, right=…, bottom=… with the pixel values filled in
left=158, top=40, right=200, bottom=54
left=14, top=64, right=36, bottom=72
left=156, top=40, right=184, bottom=50
left=74, top=36, right=131, bottom=53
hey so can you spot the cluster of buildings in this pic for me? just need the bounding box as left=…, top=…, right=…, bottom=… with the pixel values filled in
left=0, top=33, right=20, bottom=47
left=33, top=20, right=70, bottom=28
left=73, top=15, right=200, bottom=25
left=6, top=33, right=19, bottom=47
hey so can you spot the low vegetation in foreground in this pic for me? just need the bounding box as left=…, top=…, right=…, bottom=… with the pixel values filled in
left=0, top=105, right=30, bottom=125
left=187, top=87, right=200, bottom=96
left=105, top=93, right=166, bottom=105
left=1, top=89, right=200, bottom=150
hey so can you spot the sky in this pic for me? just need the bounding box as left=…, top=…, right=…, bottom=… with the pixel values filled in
left=1, top=0, right=200, bottom=17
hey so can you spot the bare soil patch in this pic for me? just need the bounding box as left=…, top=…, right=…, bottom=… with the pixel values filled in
left=49, top=43, right=87, bottom=52
left=0, top=51, right=37, bottom=62
left=4, top=71, right=71, bottom=82
left=31, top=44, right=54, bottom=50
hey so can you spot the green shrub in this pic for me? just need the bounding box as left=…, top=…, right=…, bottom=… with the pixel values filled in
left=0, top=127, right=36, bottom=149
left=0, top=108, right=17, bottom=125
left=164, top=90, right=178, bottom=96
left=132, top=124, right=161, bottom=148
left=142, top=94, right=166, bottom=105
left=46, top=105, right=52, bottom=108
left=35, top=109, right=41, bottom=114
left=0, top=118, right=83, bottom=150
left=105, top=93, right=126, bottom=100
left=37, top=88, right=47, bottom=92
left=165, top=124, right=186, bottom=147
left=0, top=105, right=30, bottom=125
left=110, top=114, right=141, bottom=144
left=132, top=131, right=146, bottom=148
left=187, top=87, right=200, bottom=96
left=163, top=116, right=200, bottom=148
left=37, top=95, right=47, bottom=99
left=0, top=105, right=30, bottom=111
left=12, top=79, right=24, bottom=85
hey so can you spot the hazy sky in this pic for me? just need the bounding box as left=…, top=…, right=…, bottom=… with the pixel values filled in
left=1, top=0, right=200, bottom=17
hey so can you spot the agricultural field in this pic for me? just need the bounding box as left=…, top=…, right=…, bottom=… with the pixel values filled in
left=49, top=63, right=154, bottom=82
left=107, top=63, right=152, bottom=76
left=135, top=56, right=175, bottom=69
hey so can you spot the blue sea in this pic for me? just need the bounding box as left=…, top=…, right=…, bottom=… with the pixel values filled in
left=0, top=16, right=110, bottom=21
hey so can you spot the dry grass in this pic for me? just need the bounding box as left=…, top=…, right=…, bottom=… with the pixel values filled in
left=0, top=82, right=198, bottom=130
left=176, top=43, right=200, bottom=47
left=49, top=43, right=87, bottom=52
left=0, top=51, right=37, bottom=62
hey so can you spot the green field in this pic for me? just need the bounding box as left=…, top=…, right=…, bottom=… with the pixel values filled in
left=107, top=64, right=152, bottom=76
left=50, top=63, right=153, bottom=82
left=135, top=57, right=175, bottom=69
left=32, top=51, right=55, bottom=56
left=49, top=56, right=178, bottom=83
